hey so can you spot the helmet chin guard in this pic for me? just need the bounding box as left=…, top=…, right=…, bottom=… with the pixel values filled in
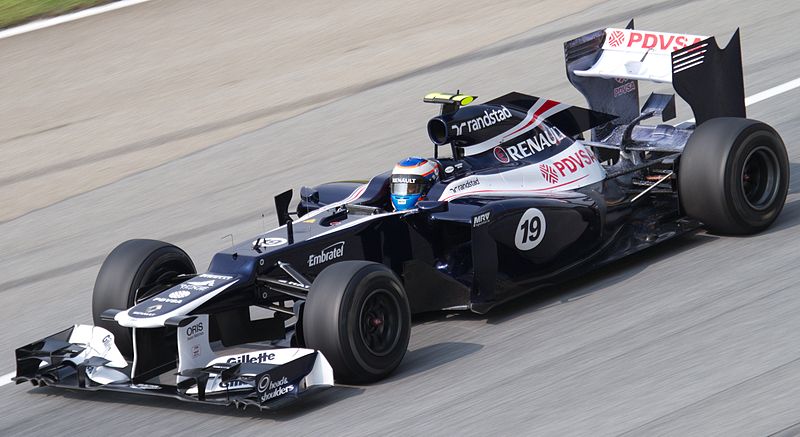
left=391, top=193, right=423, bottom=211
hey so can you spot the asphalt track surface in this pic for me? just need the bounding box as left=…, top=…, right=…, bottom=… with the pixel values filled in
left=2, top=0, right=800, bottom=435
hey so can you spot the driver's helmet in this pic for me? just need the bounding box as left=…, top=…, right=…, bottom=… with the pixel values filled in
left=390, top=157, right=439, bottom=211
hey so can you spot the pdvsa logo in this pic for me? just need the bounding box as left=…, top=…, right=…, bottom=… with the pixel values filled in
left=627, top=31, right=703, bottom=51
left=541, top=147, right=599, bottom=182
left=539, top=163, right=559, bottom=184
left=607, top=30, right=625, bottom=47
left=605, top=29, right=706, bottom=52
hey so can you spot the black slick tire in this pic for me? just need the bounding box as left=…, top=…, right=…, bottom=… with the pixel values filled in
left=92, top=239, right=195, bottom=358
left=303, top=261, right=411, bottom=384
left=679, top=117, right=789, bottom=235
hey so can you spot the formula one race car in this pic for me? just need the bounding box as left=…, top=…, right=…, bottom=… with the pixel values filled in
left=14, top=22, right=789, bottom=410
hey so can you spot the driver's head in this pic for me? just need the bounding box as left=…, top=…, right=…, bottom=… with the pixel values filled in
left=390, top=157, right=439, bottom=211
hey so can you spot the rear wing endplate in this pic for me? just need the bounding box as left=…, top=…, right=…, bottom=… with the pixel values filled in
left=671, top=29, right=746, bottom=124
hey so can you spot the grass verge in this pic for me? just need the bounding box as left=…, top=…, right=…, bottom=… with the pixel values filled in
left=0, top=0, right=113, bottom=29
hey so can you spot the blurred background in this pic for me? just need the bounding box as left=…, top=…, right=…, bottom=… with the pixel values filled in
left=0, top=0, right=798, bottom=435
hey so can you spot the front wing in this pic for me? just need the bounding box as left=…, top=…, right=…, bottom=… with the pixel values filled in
left=13, top=322, right=333, bottom=410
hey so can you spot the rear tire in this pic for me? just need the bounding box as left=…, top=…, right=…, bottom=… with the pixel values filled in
left=679, top=117, right=789, bottom=235
left=303, top=261, right=411, bottom=384
left=92, top=239, right=196, bottom=358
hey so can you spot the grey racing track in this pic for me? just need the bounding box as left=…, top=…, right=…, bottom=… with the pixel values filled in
left=1, top=0, right=800, bottom=435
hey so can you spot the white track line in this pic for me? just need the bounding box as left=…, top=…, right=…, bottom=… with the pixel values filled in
left=683, top=77, right=800, bottom=124
left=745, top=77, right=800, bottom=106
left=0, top=77, right=798, bottom=388
left=0, top=0, right=154, bottom=40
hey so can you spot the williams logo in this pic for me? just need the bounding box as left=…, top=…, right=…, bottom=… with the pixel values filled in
left=169, top=290, right=190, bottom=299
left=153, top=288, right=192, bottom=304
left=308, top=241, right=345, bottom=267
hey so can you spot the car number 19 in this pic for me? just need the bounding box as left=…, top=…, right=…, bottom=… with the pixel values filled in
left=515, top=208, right=546, bottom=251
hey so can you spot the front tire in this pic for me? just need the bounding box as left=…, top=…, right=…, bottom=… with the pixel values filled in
left=679, top=117, right=789, bottom=235
left=303, top=261, right=411, bottom=384
left=92, top=239, right=196, bottom=358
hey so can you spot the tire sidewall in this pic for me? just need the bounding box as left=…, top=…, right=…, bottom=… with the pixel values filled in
left=92, top=239, right=195, bottom=358
left=339, top=268, right=410, bottom=377
left=723, top=127, right=788, bottom=231
left=680, top=118, right=789, bottom=235
left=126, top=249, right=196, bottom=305
left=303, top=261, right=411, bottom=383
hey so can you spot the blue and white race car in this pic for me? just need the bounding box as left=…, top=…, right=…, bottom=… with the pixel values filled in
left=13, top=23, right=788, bottom=409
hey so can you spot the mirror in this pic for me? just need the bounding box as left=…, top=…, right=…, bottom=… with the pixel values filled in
left=417, top=200, right=448, bottom=213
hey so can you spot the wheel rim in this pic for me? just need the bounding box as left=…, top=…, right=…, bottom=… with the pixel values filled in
left=740, top=146, right=780, bottom=211
left=358, top=288, right=402, bottom=357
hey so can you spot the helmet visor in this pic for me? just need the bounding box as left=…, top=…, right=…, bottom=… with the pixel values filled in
left=391, top=175, right=426, bottom=195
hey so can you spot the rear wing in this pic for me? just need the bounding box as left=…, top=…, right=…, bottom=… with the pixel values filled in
left=573, top=28, right=709, bottom=83
left=564, top=22, right=745, bottom=136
